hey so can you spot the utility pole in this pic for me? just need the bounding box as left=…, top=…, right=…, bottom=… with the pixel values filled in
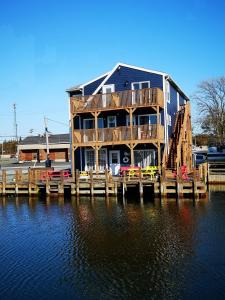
left=44, top=116, right=49, bottom=158
left=13, top=103, right=18, bottom=141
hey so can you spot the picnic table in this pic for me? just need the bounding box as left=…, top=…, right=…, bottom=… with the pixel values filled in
left=41, top=169, right=71, bottom=180
left=119, top=166, right=140, bottom=176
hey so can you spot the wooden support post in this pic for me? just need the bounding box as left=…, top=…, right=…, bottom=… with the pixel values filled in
left=75, top=170, right=80, bottom=197
left=157, top=141, right=161, bottom=170
left=15, top=170, right=19, bottom=194
left=129, top=108, right=133, bottom=141
left=105, top=169, right=109, bottom=196
left=95, top=146, right=99, bottom=174
left=71, top=183, right=76, bottom=195
left=93, top=111, right=100, bottom=174
left=139, top=170, right=143, bottom=197
left=58, top=183, right=64, bottom=195
left=114, top=181, right=118, bottom=196
left=192, top=168, right=198, bottom=200
left=2, top=170, right=6, bottom=195
left=90, top=170, right=94, bottom=196
left=71, top=146, right=75, bottom=180
left=122, top=175, right=126, bottom=197
left=177, top=180, right=181, bottom=199
left=130, top=144, right=134, bottom=167
left=46, top=173, right=50, bottom=195
left=60, top=170, right=64, bottom=185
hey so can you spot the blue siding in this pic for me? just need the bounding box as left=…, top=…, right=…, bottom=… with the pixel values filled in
left=179, top=94, right=185, bottom=106
left=167, top=84, right=178, bottom=137
left=103, top=66, right=163, bottom=92
left=83, top=75, right=107, bottom=95
left=74, top=148, right=81, bottom=171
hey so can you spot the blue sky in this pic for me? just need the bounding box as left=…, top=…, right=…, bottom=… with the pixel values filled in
left=0, top=0, right=225, bottom=138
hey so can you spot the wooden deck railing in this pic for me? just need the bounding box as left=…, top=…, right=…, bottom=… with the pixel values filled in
left=74, top=124, right=164, bottom=145
left=71, top=87, right=164, bottom=114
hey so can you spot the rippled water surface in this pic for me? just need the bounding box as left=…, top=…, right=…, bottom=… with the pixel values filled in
left=0, top=192, right=225, bottom=300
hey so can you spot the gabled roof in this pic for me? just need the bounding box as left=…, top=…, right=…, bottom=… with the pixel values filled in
left=19, top=134, right=70, bottom=145
left=66, top=72, right=110, bottom=92
left=67, top=62, right=189, bottom=100
left=92, top=62, right=167, bottom=95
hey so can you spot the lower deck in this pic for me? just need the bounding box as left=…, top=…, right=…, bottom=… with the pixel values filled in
left=75, top=144, right=163, bottom=175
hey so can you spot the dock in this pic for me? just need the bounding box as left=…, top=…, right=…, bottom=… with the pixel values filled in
left=0, top=168, right=208, bottom=199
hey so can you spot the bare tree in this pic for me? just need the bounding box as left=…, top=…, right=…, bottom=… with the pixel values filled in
left=193, top=76, right=225, bottom=145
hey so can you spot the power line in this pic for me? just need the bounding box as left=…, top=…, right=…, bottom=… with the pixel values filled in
left=46, top=117, right=68, bottom=127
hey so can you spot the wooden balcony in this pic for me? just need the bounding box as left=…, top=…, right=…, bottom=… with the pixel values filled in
left=70, top=87, right=164, bottom=114
left=73, top=124, right=164, bottom=147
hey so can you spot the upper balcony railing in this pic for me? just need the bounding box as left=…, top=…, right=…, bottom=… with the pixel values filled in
left=74, top=124, right=164, bottom=146
left=70, top=87, right=164, bottom=114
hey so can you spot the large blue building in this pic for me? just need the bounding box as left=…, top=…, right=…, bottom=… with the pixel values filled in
left=67, top=63, right=191, bottom=175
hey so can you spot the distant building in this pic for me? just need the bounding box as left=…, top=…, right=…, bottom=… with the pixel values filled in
left=17, top=134, right=70, bottom=162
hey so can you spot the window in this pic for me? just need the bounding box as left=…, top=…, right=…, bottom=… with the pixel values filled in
left=98, top=118, right=104, bottom=128
left=138, top=114, right=158, bottom=125
left=131, top=81, right=150, bottom=90
left=134, top=150, right=155, bottom=168
left=131, top=81, right=150, bottom=105
left=99, top=149, right=107, bottom=171
left=126, top=115, right=136, bottom=126
left=102, top=84, right=115, bottom=107
left=83, top=118, right=103, bottom=129
left=85, top=149, right=95, bottom=170
left=83, top=119, right=94, bottom=129
left=107, top=116, right=117, bottom=128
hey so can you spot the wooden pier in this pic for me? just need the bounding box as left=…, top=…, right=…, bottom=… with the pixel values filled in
left=0, top=168, right=207, bottom=199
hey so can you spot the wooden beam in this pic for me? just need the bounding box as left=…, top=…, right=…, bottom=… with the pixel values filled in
left=95, top=146, right=99, bottom=173
left=71, top=115, right=75, bottom=179
left=130, top=143, right=135, bottom=166
left=157, top=141, right=161, bottom=169
left=94, top=112, right=99, bottom=173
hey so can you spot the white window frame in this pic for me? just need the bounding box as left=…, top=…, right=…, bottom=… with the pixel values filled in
left=107, top=115, right=117, bottom=128
left=102, top=84, right=115, bottom=107
left=131, top=81, right=150, bottom=90
left=134, top=149, right=155, bottom=168
left=102, top=84, right=115, bottom=93
left=84, top=149, right=95, bottom=171
left=99, top=148, right=108, bottom=171
left=137, top=114, right=159, bottom=125
left=131, top=81, right=150, bottom=105
left=83, top=118, right=103, bottom=129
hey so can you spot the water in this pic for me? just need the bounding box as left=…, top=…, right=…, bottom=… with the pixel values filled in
left=0, top=193, right=225, bottom=300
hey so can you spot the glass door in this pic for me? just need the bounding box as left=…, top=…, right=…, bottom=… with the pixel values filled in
left=85, top=149, right=95, bottom=171
left=131, top=81, right=150, bottom=104
left=109, top=150, right=120, bottom=175
left=102, top=84, right=115, bottom=107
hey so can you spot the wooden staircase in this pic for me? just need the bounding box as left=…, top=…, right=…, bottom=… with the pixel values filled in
left=163, top=102, right=192, bottom=172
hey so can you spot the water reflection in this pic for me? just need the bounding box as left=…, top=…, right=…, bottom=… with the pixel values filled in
left=0, top=194, right=224, bottom=299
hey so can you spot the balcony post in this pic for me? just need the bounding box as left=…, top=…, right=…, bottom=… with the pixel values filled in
left=130, top=144, right=134, bottom=166
left=129, top=108, right=133, bottom=141
left=157, top=141, right=161, bottom=170
left=70, top=111, right=75, bottom=180
left=95, top=146, right=99, bottom=173
left=93, top=111, right=100, bottom=173
left=157, top=105, right=160, bottom=137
